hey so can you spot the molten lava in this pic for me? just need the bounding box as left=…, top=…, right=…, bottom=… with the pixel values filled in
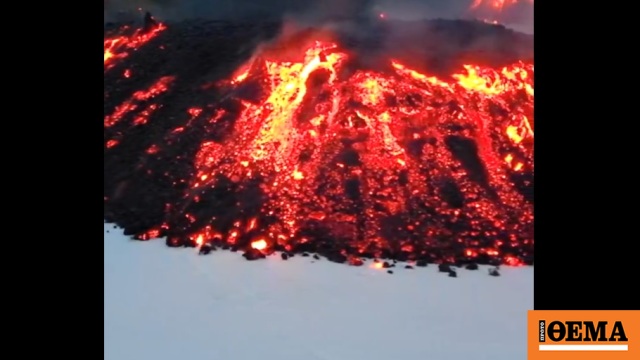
left=105, top=28, right=533, bottom=267
left=251, top=239, right=268, bottom=251
left=104, top=76, right=174, bottom=128
left=104, top=22, right=166, bottom=72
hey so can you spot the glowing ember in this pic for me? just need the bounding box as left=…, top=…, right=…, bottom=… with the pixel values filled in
left=132, top=104, right=160, bottom=126
left=146, top=144, right=160, bottom=154
left=105, top=27, right=533, bottom=267
left=137, top=228, right=161, bottom=240
left=106, top=139, right=119, bottom=148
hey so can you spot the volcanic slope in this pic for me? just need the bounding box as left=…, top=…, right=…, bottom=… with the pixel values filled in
left=104, top=18, right=534, bottom=266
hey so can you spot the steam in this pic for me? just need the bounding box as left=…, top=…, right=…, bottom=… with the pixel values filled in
left=104, top=0, right=532, bottom=34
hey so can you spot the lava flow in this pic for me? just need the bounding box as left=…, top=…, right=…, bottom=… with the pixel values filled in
left=104, top=20, right=166, bottom=72
left=104, top=23, right=533, bottom=267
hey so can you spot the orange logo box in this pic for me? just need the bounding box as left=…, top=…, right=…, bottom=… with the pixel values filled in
left=528, top=310, right=640, bottom=360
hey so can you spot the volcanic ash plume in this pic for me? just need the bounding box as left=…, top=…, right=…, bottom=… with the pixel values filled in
left=104, top=20, right=533, bottom=267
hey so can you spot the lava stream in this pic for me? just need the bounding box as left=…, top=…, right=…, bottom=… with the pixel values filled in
left=104, top=22, right=166, bottom=72
left=107, top=38, right=534, bottom=266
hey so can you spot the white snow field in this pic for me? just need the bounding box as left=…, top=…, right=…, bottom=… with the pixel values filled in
left=105, top=222, right=533, bottom=360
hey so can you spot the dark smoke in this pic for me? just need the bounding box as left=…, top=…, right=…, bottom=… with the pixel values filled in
left=104, top=1, right=532, bottom=34
left=104, top=0, right=375, bottom=22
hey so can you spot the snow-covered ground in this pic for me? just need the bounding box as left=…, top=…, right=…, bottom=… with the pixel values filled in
left=104, top=222, right=533, bottom=360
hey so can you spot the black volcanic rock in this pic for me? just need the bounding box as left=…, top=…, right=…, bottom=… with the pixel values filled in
left=243, top=248, right=266, bottom=260
left=465, top=263, right=479, bottom=270
left=199, top=243, right=212, bottom=255
left=326, top=251, right=347, bottom=264
left=438, top=263, right=452, bottom=273
left=415, top=259, right=428, bottom=267
left=143, top=12, right=158, bottom=33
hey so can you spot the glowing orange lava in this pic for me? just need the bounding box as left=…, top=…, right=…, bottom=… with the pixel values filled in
left=104, top=76, right=175, bottom=128
left=104, top=23, right=167, bottom=72
left=251, top=239, right=268, bottom=251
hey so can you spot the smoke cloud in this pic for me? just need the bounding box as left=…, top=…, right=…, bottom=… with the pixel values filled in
left=104, top=0, right=374, bottom=22
left=104, top=0, right=532, bottom=34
